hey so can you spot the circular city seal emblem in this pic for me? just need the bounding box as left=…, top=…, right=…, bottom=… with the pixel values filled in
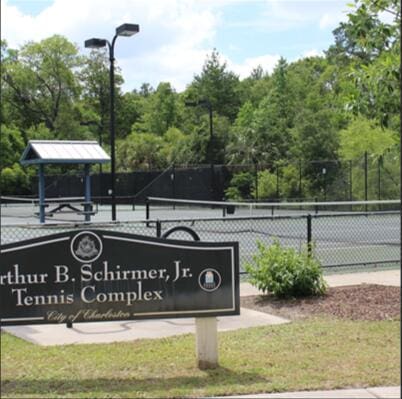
left=198, top=268, right=222, bottom=292
left=71, top=231, right=103, bottom=263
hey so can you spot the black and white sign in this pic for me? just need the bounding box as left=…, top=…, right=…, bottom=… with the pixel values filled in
left=0, top=230, right=239, bottom=326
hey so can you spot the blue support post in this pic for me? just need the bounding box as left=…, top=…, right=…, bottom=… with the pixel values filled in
left=38, top=164, right=45, bottom=223
left=84, top=164, right=91, bottom=222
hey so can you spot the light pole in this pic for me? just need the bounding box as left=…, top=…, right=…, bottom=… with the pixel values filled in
left=85, top=23, right=139, bottom=221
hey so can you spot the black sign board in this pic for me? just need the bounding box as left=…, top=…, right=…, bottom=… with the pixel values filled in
left=0, top=230, right=239, bottom=326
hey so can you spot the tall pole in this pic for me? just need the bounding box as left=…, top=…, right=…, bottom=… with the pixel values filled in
left=208, top=102, right=213, bottom=165
left=254, top=160, right=258, bottom=200
left=109, top=37, right=117, bottom=221
left=38, top=164, right=45, bottom=224
left=349, top=160, right=353, bottom=200
left=84, top=164, right=91, bottom=222
left=364, top=151, right=368, bottom=212
left=208, top=102, right=215, bottom=200
left=85, top=24, right=139, bottom=220
left=299, top=160, right=302, bottom=199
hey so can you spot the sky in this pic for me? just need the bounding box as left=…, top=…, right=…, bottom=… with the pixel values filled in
left=2, top=0, right=352, bottom=92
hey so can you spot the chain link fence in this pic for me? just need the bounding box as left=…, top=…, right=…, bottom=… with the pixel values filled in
left=2, top=211, right=399, bottom=274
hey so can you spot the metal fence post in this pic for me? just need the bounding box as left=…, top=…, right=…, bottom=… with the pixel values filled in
left=349, top=159, right=353, bottom=211
left=84, top=164, right=91, bottom=222
left=378, top=156, right=382, bottom=202
left=307, top=214, right=312, bottom=257
left=156, top=220, right=162, bottom=238
left=364, top=151, right=368, bottom=212
left=146, top=198, right=150, bottom=227
left=254, top=161, right=258, bottom=200
left=276, top=165, right=280, bottom=199
left=171, top=164, right=176, bottom=209
left=299, top=160, right=302, bottom=199
left=38, top=164, right=45, bottom=224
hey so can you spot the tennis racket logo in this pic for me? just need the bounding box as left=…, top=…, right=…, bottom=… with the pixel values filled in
left=199, top=269, right=221, bottom=292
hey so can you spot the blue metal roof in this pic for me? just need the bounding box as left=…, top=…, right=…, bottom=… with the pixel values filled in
left=20, top=140, right=111, bottom=165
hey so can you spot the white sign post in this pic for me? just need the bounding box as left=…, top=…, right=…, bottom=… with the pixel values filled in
left=195, top=317, right=218, bottom=369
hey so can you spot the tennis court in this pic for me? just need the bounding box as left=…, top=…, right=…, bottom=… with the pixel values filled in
left=1, top=196, right=400, bottom=272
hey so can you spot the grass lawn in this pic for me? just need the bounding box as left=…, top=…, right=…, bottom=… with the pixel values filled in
left=1, top=318, right=400, bottom=398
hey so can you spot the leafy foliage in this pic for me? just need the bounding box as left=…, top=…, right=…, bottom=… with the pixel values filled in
left=245, top=240, right=327, bottom=298
left=339, top=116, right=398, bottom=159
left=225, top=172, right=254, bottom=200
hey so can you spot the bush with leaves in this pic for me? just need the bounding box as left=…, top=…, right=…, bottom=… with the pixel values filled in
left=225, top=171, right=254, bottom=200
left=252, top=169, right=277, bottom=199
left=245, top=240, right=327, bottom=298
left=0, top=163, right=30, bottom=195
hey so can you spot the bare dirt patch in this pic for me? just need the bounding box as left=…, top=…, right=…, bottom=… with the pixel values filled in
left=241, top=284, right=400, bottom=321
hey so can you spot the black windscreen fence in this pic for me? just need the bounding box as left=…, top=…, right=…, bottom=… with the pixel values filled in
left=26, top=155, right=399, bottom=204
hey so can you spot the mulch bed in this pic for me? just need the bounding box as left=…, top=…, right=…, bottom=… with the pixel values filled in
left=241, top=284, right=400, bottom=321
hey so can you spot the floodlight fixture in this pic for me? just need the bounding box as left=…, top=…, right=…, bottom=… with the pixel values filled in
left=116, top=23, right=140, bottom=37
left=84, top=38, right=107, bottom=49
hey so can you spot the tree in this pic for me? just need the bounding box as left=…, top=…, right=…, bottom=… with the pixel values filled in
left=132, top=82, right=178, bottom=136
left=291, top=109, right=340, bottom=161
left=226, top=101, right=257, bottom=164
left=327, top=0, right=399, bottom=64
left=0, top=124, right=30, bottom=194
left=79, top=49, right=110, bottom=143
left=2, top=35, right=83, bottom=137
left=346, top=43, right=400, bottom=127
left=116, top=91, right=145, bottom=138
left=338, top=115, right=399, bottom=200
left=327, top=0, right=400, bottom=128
left=339, top=116, right=397, bottom=160
left=159, top=127, right=192, bottom=165
left=253, top=57, right=294, bottom=163
left=116, top=132, right=164, bottom=171
left=189, top=49, right=241, bottom=122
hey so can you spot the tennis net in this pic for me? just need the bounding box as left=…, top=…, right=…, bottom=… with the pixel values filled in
left=145, top=197, right=401, bottom=219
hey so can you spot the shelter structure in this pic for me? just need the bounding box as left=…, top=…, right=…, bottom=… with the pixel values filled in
left=20, top=140, right=110, bottom=223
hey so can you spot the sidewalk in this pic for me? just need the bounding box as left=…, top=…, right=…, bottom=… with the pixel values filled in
left=3, top=307, right=289, bottom=346
left=213, top=386, right=400, bottom=398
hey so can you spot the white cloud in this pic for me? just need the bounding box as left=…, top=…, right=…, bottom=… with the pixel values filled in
left=319, top=13, right=332, bottom=29
left=226, top=54, right=281, bottom=79
left=1, top=0, right=351, bottom=92
left=319, top=11, right=347, bottom=29
left=302, top=49, right=324, bottom=58
left=261, top=0, right=349, bottom=32
left=1, top=0, right=220, bottom=91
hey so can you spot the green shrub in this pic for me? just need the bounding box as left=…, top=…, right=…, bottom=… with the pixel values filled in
left=252, top=169, right=277, bottom=199
left=245, top=240, right=327, bottom=298
left=225, top=172, right=254, bottom=200
left=0, top=163, right=30, bottom=195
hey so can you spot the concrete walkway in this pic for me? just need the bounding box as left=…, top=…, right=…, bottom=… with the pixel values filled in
left=3, top=308, right=289, bottom=346
left=214, top=386, right=401, bottom=398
